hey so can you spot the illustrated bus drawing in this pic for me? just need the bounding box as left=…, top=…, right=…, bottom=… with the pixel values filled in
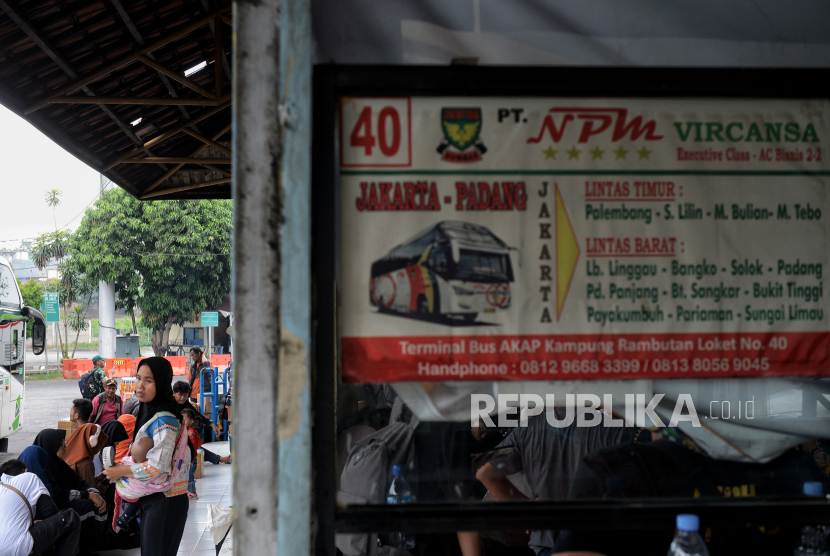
left=370, top=221, right=516, bottom=324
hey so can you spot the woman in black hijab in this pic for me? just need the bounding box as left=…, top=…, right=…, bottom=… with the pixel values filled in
left=34, top=429, right=108, bottom=556
left=103, top=357, right=189, bottom=556
left=100, top=419, right=129, bottom=448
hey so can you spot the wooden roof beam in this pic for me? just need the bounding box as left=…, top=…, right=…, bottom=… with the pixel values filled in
left=213, top=16, right=223, bottom=97
left=48, top=95, right=222, bottom=105
left=182, top=126, right=231, bottom=155
left=121, top=157, right=231, bottom=164
left=140, top=177, right=231, bottom=199
left=0, top=0, right=164, bottom=171
left=23, top=5, right=230, bottom=114
left=136, top=54, right=216, bottom=99
left=142, top=122, right=231, bottom=194
left=202, top=164, right=231, bottom=176
left=110, top=0, right=203, bottom=129
left=101, top=98, right=231, bottom=171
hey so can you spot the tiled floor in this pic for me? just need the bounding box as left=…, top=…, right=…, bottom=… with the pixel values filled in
left=106, top=441, right=233, bottom=556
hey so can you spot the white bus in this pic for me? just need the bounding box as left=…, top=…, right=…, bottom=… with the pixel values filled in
left=370, top=221, right=515, bottom=323
left=0, top=256, right=46, bottom=451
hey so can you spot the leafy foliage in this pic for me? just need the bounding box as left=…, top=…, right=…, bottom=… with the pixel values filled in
left=68, top=306, right=89, bottom=333
left=70, top=188, right=232, bottom=356
left=31, top=231, right=69, bottom=270
left=17, top=279, right=44, bottom=338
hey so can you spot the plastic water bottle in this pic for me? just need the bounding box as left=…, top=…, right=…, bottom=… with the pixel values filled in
left=795, top=482, right=829, bottom=556
left=386, top=464, right=416, bottom=550
left=667, top=514, right=709, bottom=556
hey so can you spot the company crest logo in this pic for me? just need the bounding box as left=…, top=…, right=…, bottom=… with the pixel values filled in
left=437, top=108, right=487, bottom=162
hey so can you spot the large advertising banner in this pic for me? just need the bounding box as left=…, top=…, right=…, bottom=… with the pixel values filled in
left=338, top=97, right=830, bottom=382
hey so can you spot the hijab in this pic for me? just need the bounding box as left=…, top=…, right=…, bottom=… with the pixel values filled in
left=134, top=357, right=182, bottom=436
left=64, top=423, right=108, bottom=466
left=101, top=420, right=128, bottom=448
left=33, top=429, right=83, bottom=489
left=19, top=445, right=54, bottom=500
left=115, top=414, right=136, bottom=463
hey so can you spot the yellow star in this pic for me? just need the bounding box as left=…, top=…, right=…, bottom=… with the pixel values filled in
left=613, top=146, right=628, bottom=160
left=590, top=146, right=605, bottom=160
left=566, top=146, right=582, bottom=160
left=637, top=146, right=652, bottom=160
left=543, top=146, right=558, bottom=160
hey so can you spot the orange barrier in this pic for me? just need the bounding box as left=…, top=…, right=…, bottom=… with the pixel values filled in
left=60, top=358, right=93, bottom=380
left=211, top=353, right=231, bottom=371
left=60, top=354, right=197, bottom=380
left=105, top=358, right=134, bottom=379
left=167, top=356, right=188, bottom=376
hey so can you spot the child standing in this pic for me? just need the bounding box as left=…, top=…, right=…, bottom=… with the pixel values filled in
left=182, top=408, right=202, bottom=500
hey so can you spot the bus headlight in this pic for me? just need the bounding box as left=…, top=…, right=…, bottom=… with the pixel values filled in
left=453, top=285, right=475, bottom=296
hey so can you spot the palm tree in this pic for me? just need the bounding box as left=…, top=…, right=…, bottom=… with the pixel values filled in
left=44, top=189, right=61, bottom=231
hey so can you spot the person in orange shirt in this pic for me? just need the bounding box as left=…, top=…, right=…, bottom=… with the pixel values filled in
left=188, top=347, right=211, bottom=404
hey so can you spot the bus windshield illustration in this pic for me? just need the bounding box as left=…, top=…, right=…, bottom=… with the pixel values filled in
left=370, top=221, right=516, bottom=324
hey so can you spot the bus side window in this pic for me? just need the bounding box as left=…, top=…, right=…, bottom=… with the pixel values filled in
left=428, top=246, right=449, bottom=275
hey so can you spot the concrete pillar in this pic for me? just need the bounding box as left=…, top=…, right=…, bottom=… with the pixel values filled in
left=234, top=0, right=312, bottom=552
left=98, top=281, right=116, bottom=358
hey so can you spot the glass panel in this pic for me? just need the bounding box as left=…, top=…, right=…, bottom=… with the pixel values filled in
left=333, top=93, right=830, bottom=555
left=335, top=378, right=830, bottom=554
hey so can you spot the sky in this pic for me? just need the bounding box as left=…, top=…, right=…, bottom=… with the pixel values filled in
left=0, top=104, right=103, bottom=247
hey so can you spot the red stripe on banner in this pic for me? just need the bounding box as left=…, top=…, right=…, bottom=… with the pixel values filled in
left=341, top=332, right=830, bottom=382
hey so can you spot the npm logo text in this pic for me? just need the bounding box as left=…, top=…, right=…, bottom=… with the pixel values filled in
left=527, top=108, right=663, bottom=144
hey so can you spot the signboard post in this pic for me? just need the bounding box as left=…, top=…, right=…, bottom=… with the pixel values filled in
left=42, top=292, right=59, bottom=323
left=337, top=97, right=830, bottom=383
left=42, top=292, right=59, bottom=372
left=201, top=311, right=218, bottom=355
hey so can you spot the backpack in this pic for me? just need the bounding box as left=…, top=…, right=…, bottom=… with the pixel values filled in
left=78, top=370, right=104, bottom=399
left=335, top=415, right=419, bottom=556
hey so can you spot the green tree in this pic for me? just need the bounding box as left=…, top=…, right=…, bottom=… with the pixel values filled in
left=17, top=279, right=44, bottom=338
left=32, top=231, right=74, bottom=358
left=70, top=188, right=232, bottom=356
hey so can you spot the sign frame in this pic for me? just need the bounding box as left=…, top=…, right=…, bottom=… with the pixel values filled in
left=201, top=311, right=219, bottom=327
left=42, top=291, right=59, bottom=323
left=311, top=66, right=830, bottom=553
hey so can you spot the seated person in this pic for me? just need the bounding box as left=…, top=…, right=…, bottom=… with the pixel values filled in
left=173, top=381, right=231, bottom=464
left=466, top=409, right=644, bottom=556
left=64, top=399, right=109, bottom=487
left=553, top=431, right=830, bottom=555
left=91, top=379, right=123, bottom=425
left=108, top=432, right=157, bottom=533
left=33, top=429, right=108, bottom=555
left=0, top=459, right=81, bottom=556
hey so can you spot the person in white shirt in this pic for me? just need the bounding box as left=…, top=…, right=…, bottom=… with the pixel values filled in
left=0, top=459, right=81, bottom=556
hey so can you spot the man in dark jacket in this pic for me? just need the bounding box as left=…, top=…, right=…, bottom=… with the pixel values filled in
left=91, top=379, right=122, bottom=425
